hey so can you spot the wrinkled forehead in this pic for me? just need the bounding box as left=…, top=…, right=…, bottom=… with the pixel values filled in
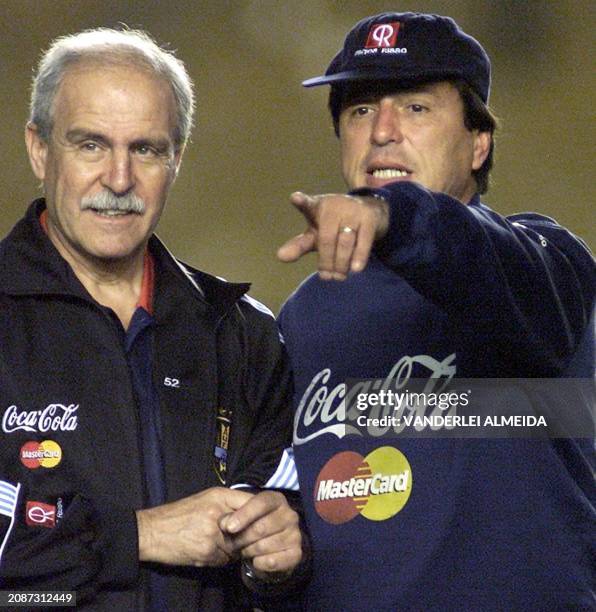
left=57, top=57, right=171, bottom=95
left=53, top=60, right=178, bottom=128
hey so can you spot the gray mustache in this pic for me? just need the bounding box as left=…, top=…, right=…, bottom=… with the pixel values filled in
left=81, top=191, right=145, bottom=214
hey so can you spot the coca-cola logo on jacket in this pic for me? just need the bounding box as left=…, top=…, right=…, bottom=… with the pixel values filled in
left=2, top=404, right=78, bottom=434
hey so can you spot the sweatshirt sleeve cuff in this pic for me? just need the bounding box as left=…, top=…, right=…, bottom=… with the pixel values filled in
left=350, top=182, right=440, bottom=268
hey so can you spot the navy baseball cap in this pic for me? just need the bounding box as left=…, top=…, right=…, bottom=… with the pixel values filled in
left=303, top=12, right=491, bottom=103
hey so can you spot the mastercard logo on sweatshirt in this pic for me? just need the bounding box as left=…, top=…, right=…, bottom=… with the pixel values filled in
left=20, top=440, right=62, bottom=469
left=314, top=446, right=412, bottom=524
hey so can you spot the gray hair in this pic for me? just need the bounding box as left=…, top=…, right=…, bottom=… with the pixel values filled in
left=29, top=28, right=195, bottom=152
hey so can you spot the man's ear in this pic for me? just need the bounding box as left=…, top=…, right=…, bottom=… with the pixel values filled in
left=472, top=130, right=491, bottom=171
left=25, top=123, right=48, bottom=181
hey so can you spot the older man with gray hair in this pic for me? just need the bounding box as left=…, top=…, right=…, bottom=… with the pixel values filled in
left=0, top=28, right=304, bottom=610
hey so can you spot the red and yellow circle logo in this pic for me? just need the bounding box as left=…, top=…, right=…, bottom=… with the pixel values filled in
left=314, top=446, right=412, bottom=524
left=20, top=440, right=62, bottom=469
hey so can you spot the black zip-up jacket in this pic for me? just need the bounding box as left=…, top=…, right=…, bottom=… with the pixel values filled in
left=0, top=200, right=296, bottom=610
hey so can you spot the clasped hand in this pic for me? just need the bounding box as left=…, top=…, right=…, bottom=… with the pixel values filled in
left=137, top=488, right=302, bottom=577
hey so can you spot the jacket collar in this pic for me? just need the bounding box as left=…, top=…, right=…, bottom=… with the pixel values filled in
left=149, top=233, right=251, bottom=317
left=468, top=194, right=481, bottom=207
left=0, top=199, right=251, bottom=317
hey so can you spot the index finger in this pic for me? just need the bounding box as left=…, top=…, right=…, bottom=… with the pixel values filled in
left=290, top=192, right=319, bottom=227
left=220, top=491, right=285, bottom=534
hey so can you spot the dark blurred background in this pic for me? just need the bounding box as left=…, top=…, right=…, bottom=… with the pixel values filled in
left=1, top=1, right=593, bottom=312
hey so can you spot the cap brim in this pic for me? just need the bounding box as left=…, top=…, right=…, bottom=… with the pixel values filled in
left=302, top=67, right=467, bottom=88
left=302, top=71, right=366, bottom=87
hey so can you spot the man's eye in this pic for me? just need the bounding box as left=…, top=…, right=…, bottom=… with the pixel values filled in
left=81, top=142, right=99, bottom=151
left=409, top=104, right=427, bottom=113
left=135, top=145, right=157, bottom=156
left=353, top=106, right=372, bottom=117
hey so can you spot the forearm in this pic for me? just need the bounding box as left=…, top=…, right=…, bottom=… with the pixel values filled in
left=355, top=182, right=595, bottom=370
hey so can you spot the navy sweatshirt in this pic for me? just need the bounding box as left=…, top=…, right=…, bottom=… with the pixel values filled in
left=279, top=182, right=595, bottom=611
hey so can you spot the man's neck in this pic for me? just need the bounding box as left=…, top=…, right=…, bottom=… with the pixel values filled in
left=75, top=262, right=145, bottom=330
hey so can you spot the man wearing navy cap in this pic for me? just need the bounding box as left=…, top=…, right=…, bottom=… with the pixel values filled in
left=277, top=12, right=595, bottom=610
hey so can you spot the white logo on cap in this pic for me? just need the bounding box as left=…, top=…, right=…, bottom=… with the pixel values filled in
left=372, top=24, right=395, bottom=47
left=365, top=22, right=400, bottom=49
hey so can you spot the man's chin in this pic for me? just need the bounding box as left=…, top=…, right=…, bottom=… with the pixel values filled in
left=83, top=243, right=146, bottom=268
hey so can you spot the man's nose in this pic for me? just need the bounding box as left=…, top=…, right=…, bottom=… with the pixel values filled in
left=101, top=149, right=134, bottom=195
left=371, top=100, right=404, bottom=146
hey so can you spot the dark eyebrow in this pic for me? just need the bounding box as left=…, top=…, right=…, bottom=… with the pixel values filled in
left=344, top=94, right=379, bottom=106
left=341, top=80, right=439, bottom=110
